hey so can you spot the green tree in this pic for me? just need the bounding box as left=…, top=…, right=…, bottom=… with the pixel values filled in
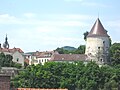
left=83, top=62, right=100, bottom=90
left=110, top=43, right=120, bottom=65
left=24, top=62, right=29, bottom=69
left=12, top=61, right=120, bottom=89
left=56, top=47, right=65, bottom=54
left=5, top=54, right=13, bottom=67
left=0, top=53, right=13, bottom=67
left=12, top=64, right=42, bottom=88
left=83, top=31, right=89, bottom=41
left=0, top=52, right=22, bottom=68
left=60, top=62, right=77, bottom=90
left=0, top=52, right=5, bottom=67
left=55, top=45, right=85, bottom=54
left=75, top=45, right=85, bottom=54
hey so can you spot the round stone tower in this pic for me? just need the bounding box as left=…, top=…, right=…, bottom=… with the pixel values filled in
left=85, top=18, right=110, bottom=64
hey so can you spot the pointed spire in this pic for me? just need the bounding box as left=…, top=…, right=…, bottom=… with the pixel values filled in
left=3, top=34, right=9, bottom=49
left=5, top=34, right=8, bottom=43
left=87, top=18, right=109, bottom=37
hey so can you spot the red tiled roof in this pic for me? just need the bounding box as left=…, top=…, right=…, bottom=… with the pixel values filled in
left=0, top=47, right=24, bottom=53
left=33, top=51, right=58, bottom=58
left=17, top=88, right=68, bottom=90
left=50, top=54, right=86, bottom=61
left=87, top=18, right=109, bottom=37
left=36, top=56, right=51, bottom=58
left=13, top=48, right=24, bottom=53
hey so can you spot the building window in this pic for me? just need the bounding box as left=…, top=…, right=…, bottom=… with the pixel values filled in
left=39, top=59, right=41, bottom=63
left=17, top=58, right=19, bottom=62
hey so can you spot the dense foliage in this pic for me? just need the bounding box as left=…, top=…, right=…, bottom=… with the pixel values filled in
left=10, top=43, right=120, bottom=89
left=56, top=45, right=85, bottom=54
left=110, top=43, right=120, bottom=66
left=62, top=46, right=77, bottom=51
left=0, top=53, right=22, bottom=69
left=12, top=61, right=120, bottom=90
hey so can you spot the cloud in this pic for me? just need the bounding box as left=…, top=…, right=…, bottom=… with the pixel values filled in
left=23, top=13, right=37, bottom=18
left=6, top=26, right=85, bottom=52
left=0, top=13, right=119, bottom=52
left=0, top=14, right=18, bottom=24
left=64, top=0, right=109, bottom=8
left=62, top=14, right=94, bottom=20
left=106, top=20, right=120, bottom=29
left=0, top=14, right=92, bottom=27
left=81, top=2, right=109, bottom=8
left=42, top=36, right=85, bottom=47
left=64, top=0, right=83, bottom=2
left=104, top=20, right=120, bottom=44
left=0, top=13, right=95, bottom=52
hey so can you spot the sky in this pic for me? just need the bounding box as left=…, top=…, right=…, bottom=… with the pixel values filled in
left=0, top=0, right=119, bottom=52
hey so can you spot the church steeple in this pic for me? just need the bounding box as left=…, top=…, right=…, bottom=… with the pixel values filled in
left=3, top=34, right=9, bottom=49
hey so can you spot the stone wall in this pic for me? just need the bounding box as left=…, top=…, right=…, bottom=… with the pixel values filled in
left=0, top=75, right=10, bottom=90
left=85, top=36, right=110, bottom=64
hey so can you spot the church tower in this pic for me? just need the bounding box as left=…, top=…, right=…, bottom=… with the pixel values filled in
left=85, top=18, right=110, bottom=64
left=3, top=34, right=9, bottom=49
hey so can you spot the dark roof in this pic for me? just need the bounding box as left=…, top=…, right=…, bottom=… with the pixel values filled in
left=33, top=51, right=58, bottom=58
left=87, top=18, right=109, bottom=37
left=50, top=54, right=86, bottom=61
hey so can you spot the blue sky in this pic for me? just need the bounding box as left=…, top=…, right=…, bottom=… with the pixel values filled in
left=0, top=0, right=119, bottom=52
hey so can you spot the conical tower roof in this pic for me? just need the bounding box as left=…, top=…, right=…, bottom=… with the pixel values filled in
left=87, top=18, right=109, bottom=37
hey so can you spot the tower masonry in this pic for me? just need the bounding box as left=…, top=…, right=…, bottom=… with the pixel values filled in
left=85, top=18, right=110, bottom=64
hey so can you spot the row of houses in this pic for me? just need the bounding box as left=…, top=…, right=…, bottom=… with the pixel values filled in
left=0, top=35, right=85, bottom=66
left=25, top=51, right=87, bottom=65
left=0, top=35, right=86, bottom=67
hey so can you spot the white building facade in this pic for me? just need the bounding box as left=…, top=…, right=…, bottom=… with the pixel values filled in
left=25, top=51, right=58, bottom=65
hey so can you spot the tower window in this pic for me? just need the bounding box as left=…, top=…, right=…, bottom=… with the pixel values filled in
left=17, top=58, right=19, bottom=62
left=98, top=47, right=100, bottom=49
left=103, top=41, right=105, bottom=44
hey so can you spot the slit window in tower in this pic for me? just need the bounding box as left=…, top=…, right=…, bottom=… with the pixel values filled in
left=17, top=58, right=19, bottom=62
left=98, top=47, right=100, bottom=49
